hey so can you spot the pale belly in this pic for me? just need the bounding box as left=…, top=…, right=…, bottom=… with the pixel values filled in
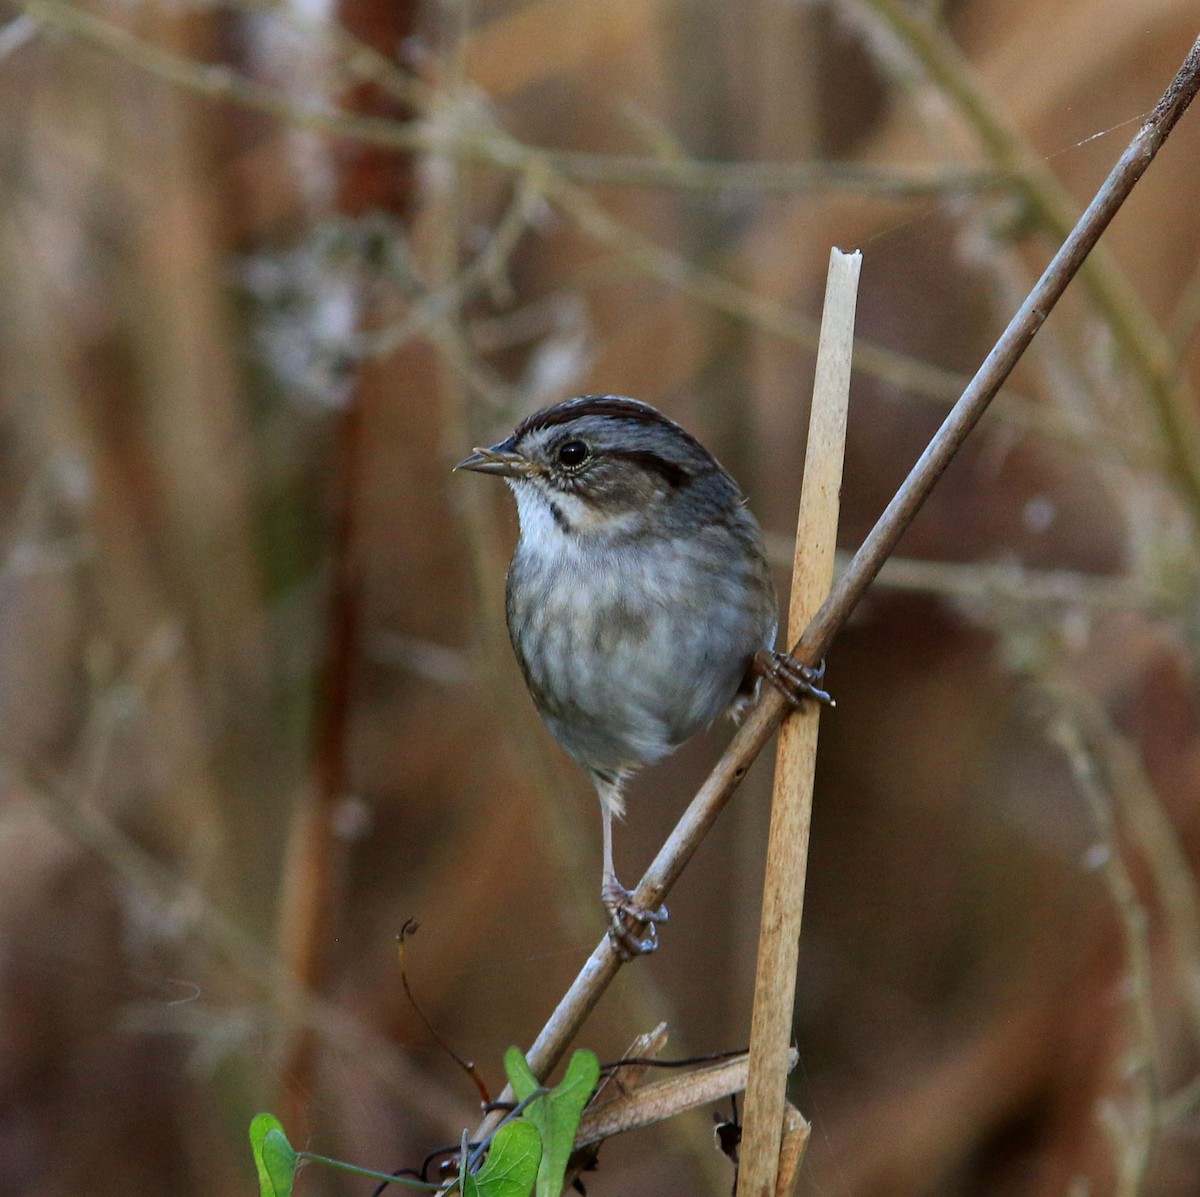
left=507, top=539, right=774, bottom=777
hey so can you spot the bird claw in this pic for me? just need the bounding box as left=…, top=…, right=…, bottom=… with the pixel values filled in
left=601, top=880, right=668, bottom=960
left=756, top=650, right=835, bottom=708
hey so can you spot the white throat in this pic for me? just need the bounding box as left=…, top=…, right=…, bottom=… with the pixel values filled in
left=510, top=480, right=644, bottom=553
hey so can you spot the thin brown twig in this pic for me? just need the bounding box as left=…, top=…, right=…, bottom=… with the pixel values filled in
left=473, top=31, right=1200, bottom=1129
left=396, top=920, right=491, bottom=1106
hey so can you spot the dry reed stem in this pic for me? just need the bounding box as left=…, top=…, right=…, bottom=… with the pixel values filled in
left=472, top=31, right=1200, bottom=1142
left=737, top=248, right=859, bottom=1197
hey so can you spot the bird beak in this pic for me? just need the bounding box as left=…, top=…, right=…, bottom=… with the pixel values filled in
left=453, top=437, right=532, bottom=478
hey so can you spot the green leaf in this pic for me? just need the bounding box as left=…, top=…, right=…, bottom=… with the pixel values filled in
left=249, top=1113, right=298, bottom=1197
left=463, top=1119, right=542, bottom=1197
left=503, top=1048, right=599, bottom=1197
left=503, top=1047, right=540, bottom=1104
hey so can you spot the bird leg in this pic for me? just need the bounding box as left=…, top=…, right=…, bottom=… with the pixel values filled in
left=596, top=778, right=668, bottom=960
left=753, top=649, right=835, bottom=708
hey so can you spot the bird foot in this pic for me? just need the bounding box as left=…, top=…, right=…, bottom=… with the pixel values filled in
left=601, top=879, right=668, bottom=960
left=755, top=650, right=835, bottom=708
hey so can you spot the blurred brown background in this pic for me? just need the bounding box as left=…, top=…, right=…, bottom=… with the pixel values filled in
left=2, top=0, right=1200, bottom=1193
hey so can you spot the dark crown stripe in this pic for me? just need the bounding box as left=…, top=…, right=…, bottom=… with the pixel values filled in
left=515, top=395, right=735, bottom=488
left=515, top=395, right=669, bottom=436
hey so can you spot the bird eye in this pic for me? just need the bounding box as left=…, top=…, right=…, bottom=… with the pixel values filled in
left=556, top=440, right=589, bottom=468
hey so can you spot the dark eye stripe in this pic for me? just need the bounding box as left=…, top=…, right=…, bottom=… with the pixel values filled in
left=608, top=449, right=691, bottom=489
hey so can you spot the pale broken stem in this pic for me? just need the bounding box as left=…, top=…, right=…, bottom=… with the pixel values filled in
left=473, top=31, right=1200, bottom=1144
left=737, top=249, right=859, bottom=1197
left=586, top=1022, right=670, bottom=1116
left=774, top=1104, right=812, bottom=1197
left=574, top=1048, right=798, bottom=1149
left=562, top=1022, right=669, bottom=1191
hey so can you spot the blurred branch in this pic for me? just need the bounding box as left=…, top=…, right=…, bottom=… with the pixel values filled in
left=768, top=543, right=1170, bottom=616
left=1169, top=253, right=1200, bottom=360
left=274, top=382, right=364, bottom=1126
left=14, top=0, right=1000, bottom=199
left=851, top=0, right=1200, bottom=522
left=863, top=557, right=1167, bottom=614
left=15, top=0, right=435, bottom=146
left=1163, top=1071, right=1200, bottom=1127
left=1044, top=690, right=1160, bottom=1195
left=351, top=168, right=542, bottom=360
left=369, top=633, right=472, bottom=686
left=513, top=150, right=996, bottom=196
left=18, top=0, right=1167, bottom=469
left=0, top=11, right=38, bottom=56
left=1041, top=677, right=1200, bottom=1051
left=1, top=759, right=470, bottom=1135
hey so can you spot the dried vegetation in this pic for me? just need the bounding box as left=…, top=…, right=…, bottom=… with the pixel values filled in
left=1, top=0, right=1200, bottom=1193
